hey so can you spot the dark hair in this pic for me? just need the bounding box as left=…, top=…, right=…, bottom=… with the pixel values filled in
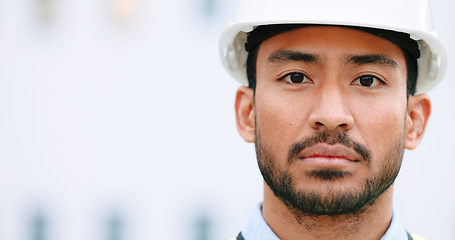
left=246, top=39, right=418, bottom=97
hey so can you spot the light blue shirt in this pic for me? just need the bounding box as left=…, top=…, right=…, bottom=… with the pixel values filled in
left=241, top=203, right=409, bottom=240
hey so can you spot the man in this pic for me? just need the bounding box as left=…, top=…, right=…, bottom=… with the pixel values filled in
left=219, top=0, right=447, bottom=240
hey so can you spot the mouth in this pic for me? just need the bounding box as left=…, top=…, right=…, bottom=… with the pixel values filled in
left=297, top=143, right=362, bottom=169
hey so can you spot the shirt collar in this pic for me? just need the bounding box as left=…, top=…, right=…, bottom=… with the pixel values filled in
left=242, top=202, right=279, bottom=240
left=241, top=202, right=409, bottom=240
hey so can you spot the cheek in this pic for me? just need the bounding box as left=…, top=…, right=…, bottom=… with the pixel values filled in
left=255, top=92, right=308, bottom=157
left=353, top=100, right=406, bottom=160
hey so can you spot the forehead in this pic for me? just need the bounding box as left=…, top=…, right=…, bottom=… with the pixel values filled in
left=257, top=26, right=406, bottom=63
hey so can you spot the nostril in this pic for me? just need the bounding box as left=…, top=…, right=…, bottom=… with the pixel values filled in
left=314, top=122, right=325, bottom=129
left=315, top=122, right=324, bottom=126
left=313, top=121, right=350, bottom=130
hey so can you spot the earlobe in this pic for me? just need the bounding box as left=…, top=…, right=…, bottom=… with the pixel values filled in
left=235, top=86, right=255, bottom=143
left=405, top=94, right=431, bottom=150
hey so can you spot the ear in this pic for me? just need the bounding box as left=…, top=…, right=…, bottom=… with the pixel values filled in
left=405, top=94, right=431, bottom=150
left=235, top=86, right=255, bottom=143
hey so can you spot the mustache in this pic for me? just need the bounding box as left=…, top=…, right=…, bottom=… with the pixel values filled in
left=287, top=132, right=371, bottom=164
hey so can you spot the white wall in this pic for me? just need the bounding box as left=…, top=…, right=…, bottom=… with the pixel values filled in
left=0, top=0, right=453, bottom=239
left=395, top=1, right=455, bottom=239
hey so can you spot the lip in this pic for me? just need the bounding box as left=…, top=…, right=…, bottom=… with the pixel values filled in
left=297, top=143, right=362, bottom=168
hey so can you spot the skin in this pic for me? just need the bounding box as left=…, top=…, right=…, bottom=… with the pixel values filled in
left=235, top=26, right=431, bottom=240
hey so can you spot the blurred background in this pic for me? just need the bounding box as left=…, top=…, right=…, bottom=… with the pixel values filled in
left=0, top=0, right=453, bottom=239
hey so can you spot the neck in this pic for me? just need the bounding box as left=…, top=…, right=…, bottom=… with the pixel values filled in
left=262, top=184, right=394, bottom=240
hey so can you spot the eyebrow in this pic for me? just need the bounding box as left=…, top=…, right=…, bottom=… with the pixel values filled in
left=347, top=54, right=398, bottom=68
left=267, top=50, right=399, bottom=69
left=268, top=50, right=320, bottom=64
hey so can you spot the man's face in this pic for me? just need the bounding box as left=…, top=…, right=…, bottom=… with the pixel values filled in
left=252, top=26, right=410, bottom=215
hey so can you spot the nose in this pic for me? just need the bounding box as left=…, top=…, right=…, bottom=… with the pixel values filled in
left=308, top=86, right=354, bottom=132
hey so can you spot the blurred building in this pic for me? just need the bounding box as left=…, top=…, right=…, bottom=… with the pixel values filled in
left=0, top=0, right=453, bottom=239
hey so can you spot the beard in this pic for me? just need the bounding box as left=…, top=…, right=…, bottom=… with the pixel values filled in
left=256, top=130, right=404, bottom=217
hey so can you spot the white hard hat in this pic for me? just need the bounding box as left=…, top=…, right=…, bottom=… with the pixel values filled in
left=219, top=0, right=447, bottom=94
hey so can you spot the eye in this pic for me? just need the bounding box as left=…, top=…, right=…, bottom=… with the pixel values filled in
left=279, top=72, right=311, bottom=84
left=352, top=75, right=384, bottom=87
